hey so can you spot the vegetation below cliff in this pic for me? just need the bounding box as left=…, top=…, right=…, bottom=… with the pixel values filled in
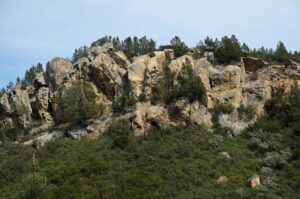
left=1, top=86, right=300, bottom=198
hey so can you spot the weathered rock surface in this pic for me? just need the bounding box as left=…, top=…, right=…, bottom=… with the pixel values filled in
left=133, top=102, right=169, bottom=136
left=46, top=57, right=73, bottom=91
left=1, top=42, right=300, bottom=143
left=128, top=55, right=150, bottom=97
left=9, top=87, right=33, bottom=129
left=217, top=176, right=228, bottom=183
left=242, top=56, right=268, bottom=72
left=90, top=52, right=126, bottom=98
left=248, top=174, right=261, bottom=189
left=218, top=109, right=255, bottom=135
left=24, top=130, right=64, bottom=147
left=173, top=99, right=212, bottom=126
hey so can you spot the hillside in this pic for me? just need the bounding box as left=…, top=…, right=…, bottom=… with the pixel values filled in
left=1, top=37, right=300, bottom=198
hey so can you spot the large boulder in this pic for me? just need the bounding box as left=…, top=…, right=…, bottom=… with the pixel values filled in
left=209, top=65, right=245, bottom=107
left=128, top=55, right=150, bottom=97
left=46, top=57, right=73, bottom=91
left=242, top=56, right=267, bottom=72
left=247, top=175, right=261, bottom=189
left=90, top=52, right=126, bottom=99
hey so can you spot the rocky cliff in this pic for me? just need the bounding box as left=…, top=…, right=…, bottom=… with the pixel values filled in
left=1, top=43, right=300, bottom=146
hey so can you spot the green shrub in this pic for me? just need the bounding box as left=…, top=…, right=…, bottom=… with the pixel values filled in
left=59, top=81, right=104, bottom=124
left=215, top=35, right=242, bottom=64
left=153, top=63, right=207, bottom=106
left=262, top=151, right=291, bottom=169
left=208, top=134, right=223, bottom=149
left=170, top=36, right=189, bottom=58
left=106, top=119, right=132, bottom=138
left=0, top=123, right=23, bottom=141
left=211, top=104, right=234, bottom=127
left=112, top=80, right=136, bottom=114
left=238, top=104, right=255, bottom=121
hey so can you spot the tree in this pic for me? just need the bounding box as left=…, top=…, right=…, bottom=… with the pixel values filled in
left=170, top=36, right=189, bottom=58
left=72, top=46, right=88, bottom=62
left=22, top=64, right=44, bottom=86
left=151, top=61, right=175, bottom=103
left=112, top=80, right=136, bottom=114
left=274, top=41, right=289, bottom=64
left=6, top=81, right=14, bottom=92
left=15, top=77, right=21, bottom=86
left=153, top=62, right=207, bottom=106
left=242, top=43, right=250, bottom=54
left=123, top=37, right=134, bottom=59
left=59, top=81, right=104, bottom=124
left=175, top=63, right=208, bottom=105
left=215, top=35, right=242, bottom=64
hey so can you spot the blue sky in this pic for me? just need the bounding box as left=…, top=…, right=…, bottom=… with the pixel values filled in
left=0, top=0, right=299, bottom=88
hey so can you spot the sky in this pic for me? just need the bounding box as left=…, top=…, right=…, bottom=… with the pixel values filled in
left=0, top=0, right=299, bottom=88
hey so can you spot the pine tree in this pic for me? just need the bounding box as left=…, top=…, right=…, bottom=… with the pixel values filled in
left=274, top=41, right=289, bottom=64
left=170, top=36, right=188, bottom=58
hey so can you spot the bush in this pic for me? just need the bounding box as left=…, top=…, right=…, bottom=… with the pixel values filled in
left=112, top=80, right=136, bottom=114
left=153, top=63, right=207, bottom=106
left=215, top=35, right=242, bottom=64
left=59, top=81, right=104, bottom=124
left=211, top=104, right=234, bottom=125
left=262, top=151, right=291, bottom=169
left=238, top=105, right=255, bottom=121
left=170, top=36, right=189, bottom=58
left=208, top=135, right=223, bottom=149
left=106, top=119, right=132, bottom=138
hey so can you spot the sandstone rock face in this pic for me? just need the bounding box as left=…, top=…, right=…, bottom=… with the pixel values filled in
left=133, top=102, right=169, bottom=136
left=194, top=58, right=213, bottom=91
left=208, top=65, right=245, bottom=108
left=10, top=87, right=33, bottom=129
left=90, top=52, right=126, bottom=99
left=173, top=99, right=212, bottom=126
left=1, top=44, right=300, bottom=143
left=164, top=49, right=175, bottom=60
left=169, top=55, right=195, bottom=73
left=0, top=94, right=12, bottom=115
left=35, top=87, right=52, bottom=122
left=46, top=57, right=73, bottom=91
left=111, top=51, right=130, bottom=69
left=128, top=55, right=150, bottom=97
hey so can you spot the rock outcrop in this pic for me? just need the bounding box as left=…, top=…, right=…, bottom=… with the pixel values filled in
left=46, top=57, right=73, bottom=91
left=242, top=56, right=268, bottom=72
left=1, top=42, right=300, bottom=145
